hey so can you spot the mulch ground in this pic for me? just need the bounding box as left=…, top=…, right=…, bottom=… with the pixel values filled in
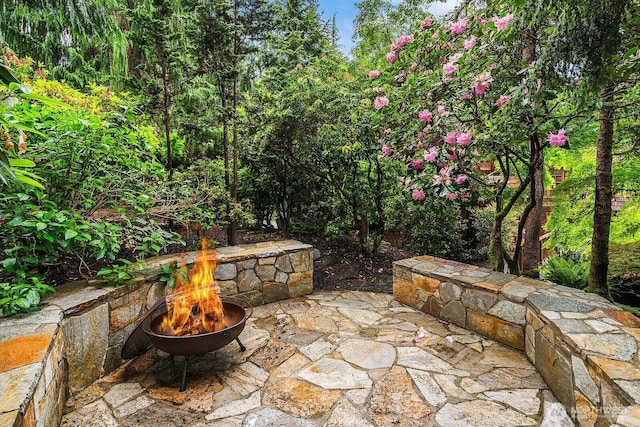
left=226, top=230, right=416, bottom=294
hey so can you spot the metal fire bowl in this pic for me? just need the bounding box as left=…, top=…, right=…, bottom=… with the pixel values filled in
left=143, top=298, right=252, bottom=357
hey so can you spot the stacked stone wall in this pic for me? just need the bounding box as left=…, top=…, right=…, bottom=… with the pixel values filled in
left=0, top=240, right=313, bottom=427
left=393, top=255, right=640, bottom=427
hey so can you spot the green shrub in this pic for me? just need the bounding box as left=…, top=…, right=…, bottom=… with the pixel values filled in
left=540, top=256, right=589, bottom=290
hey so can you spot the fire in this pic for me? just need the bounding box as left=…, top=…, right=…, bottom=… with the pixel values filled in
left=160, top=238, right=227, bottom=336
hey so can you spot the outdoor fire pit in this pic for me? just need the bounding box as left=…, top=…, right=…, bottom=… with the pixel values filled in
left=144, top=297, right=251, bottom=391
left=144, top=299, right=251, bottom=357
left=122, top=238, right=254, bottom=391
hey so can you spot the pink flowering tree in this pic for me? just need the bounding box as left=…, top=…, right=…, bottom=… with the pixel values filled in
left=373, top=6, right=576, bottom=273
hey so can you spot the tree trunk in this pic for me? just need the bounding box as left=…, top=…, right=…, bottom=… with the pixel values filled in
left=520, top=30, right=542, bottom=276
left=161, top=56, right=172, bottom=179
left=489, top=193, right=505, bottom=272
left=222, top=102, right=232, bottom=243
left=522, top=136, right=544, bottom=276
left=227, top=0, right=239, bottom=246
left=227, top=73, right=238, bottom=246
left=588, top=83, right=616, bottom=299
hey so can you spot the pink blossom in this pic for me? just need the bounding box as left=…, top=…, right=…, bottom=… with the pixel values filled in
left=477, top=71, right=492, bottom=82
left=411, top=62, right=418, bottom=71
left=471, top=185, right=479, bottom=192
left=446, top=153, right=458, bottom=161
left=472, top=82, right=490, bottom=95
left=419, top=110, right=433, bottom=123
left=386, top=52, right=397, bottom=63
left=391, top=34, right=414, bottom=51
left=456, top=132, right=473, bottom=146
left=433, top=175, right=443, bottom=185
left=461, top=192, right=471, bottom=202
left=471, top=72, right=492, bottom=96
left=374, top=96, right=389, bottom=110
left=437, top=104, right=449, bottom=117
left=472, top=150, right=480, bottom=156
left=460, top=92, right=472, bottom=100
left=448, top=52, right=463, bottom=64
left=445, top=335, right=456, bottom=343
left=547, top=129, right=568, bottom=147
left=446, top=192, right=457, bottom=201
left=373, top=87, right=383, bottom=94
left=424, top=147, right=438, bottom=162
left=417, top=131, right=426, bottom=139
left=412, top=159, right=424, bottom=169
left=440, top=167, right=452, bottom=177
left=412, top=188, right=426, bottom=201
left=395, top=71, right=407, bottom=82
left=382, top=144, right=392, bottom=155
left=383, top=128, right=392, bottom=136
left=464, top=36, right=477, bottom=50
left=444, top=132, right=458, bottom=145
left=421, top=16, right=434, bottom=28
left=450, top=18, right=468, bottom=35
left=493, top=14, right=513, bottom=31
left=432, top=31, right=440, bottom=39
left=455, top=174, right=468, bottom=185
left=496, top=95, right=511, bottom=108
left=369, top=70, right=380, bottom=79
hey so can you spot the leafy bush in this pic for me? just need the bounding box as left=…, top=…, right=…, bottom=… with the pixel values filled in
left=0, top=277, right=54, bottom=317
left=540, top=256, right=589, bottom=290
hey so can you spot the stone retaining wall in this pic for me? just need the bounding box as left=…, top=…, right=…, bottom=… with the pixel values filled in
left=0, top=240, right=313, bottom=427
left=393, top=255, right=640, bottom=427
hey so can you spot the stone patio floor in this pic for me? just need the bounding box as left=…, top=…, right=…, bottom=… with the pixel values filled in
left=60, top=291, right=575, bottom=427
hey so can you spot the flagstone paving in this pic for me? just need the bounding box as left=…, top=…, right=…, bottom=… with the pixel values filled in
left=60, top=291, right=574, bottom=426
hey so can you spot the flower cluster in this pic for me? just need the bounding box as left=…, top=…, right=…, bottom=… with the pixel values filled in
left=373, top=9, right=553, bottom=206
left=547, top=129, right=568, bottom=147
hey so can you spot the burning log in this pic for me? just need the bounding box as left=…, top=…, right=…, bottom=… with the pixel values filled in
left=160, top=238, right=227, bottom=336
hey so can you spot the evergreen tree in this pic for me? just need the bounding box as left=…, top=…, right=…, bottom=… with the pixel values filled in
left=126, top=0, right=193, bottom=178
left=0, top=0, right=127, bottom=87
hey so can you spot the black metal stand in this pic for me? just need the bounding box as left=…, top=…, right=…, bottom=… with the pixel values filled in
left=177, top=339, right=245, bottom=392
left=179, top=357, right=190, bottom=392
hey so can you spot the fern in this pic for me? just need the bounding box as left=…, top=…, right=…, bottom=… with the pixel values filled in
left=540, top=256, right=589, bottom=290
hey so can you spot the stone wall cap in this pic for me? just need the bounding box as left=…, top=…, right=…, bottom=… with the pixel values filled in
left=46, top=284, right=111, bottom=315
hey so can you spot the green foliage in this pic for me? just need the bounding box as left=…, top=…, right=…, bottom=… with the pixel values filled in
left=158, top=261, right=187, bottom=289
left=608, top=242, right=640, bottom=278
left=352, top=0, right=432, bottom=67
left=0, top=57, right=47, bottom=189
left=0, top=277, right=55, bottom=317
left=244, top=52, right=397, bottom=251
left=96, top=259, right=138, bottom=287
left=0, top=0, right=127, bottom=88
left=544, top=87, right=640, bottom=256
left=540, top=256, right=589, bottom=290
left=0, top=190, right=122, bottom=278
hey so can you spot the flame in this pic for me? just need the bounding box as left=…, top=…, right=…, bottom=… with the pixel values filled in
left=160, top=238, right=227, bottom=336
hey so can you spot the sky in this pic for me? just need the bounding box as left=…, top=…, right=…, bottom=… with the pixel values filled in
left=317, top=0, right=459, bottom=56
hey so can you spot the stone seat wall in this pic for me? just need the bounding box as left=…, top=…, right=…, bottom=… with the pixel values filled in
left=393, top=255, right=640, bottom=427
left=0, top=240, right=313, bottom=427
